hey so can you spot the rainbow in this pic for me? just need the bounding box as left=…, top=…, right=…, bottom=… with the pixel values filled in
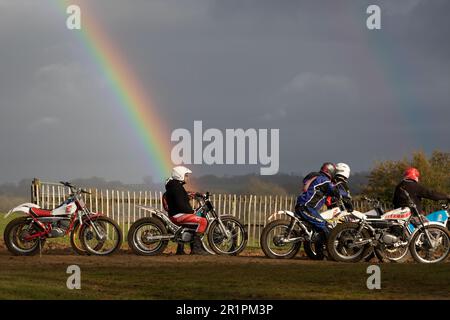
left=57, top=0, right=173, bottom=181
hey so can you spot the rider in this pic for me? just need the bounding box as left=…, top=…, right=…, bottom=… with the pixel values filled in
left=165, top=166, right=208, bottom=255
left=326, top=163, right=354, bottom=212
left=393, top=167, right=450, bottom=215
left=295, top=162, right=340, bottom=236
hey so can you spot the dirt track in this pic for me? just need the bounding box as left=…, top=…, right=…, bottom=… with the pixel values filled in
left=1, top=241, right=449, bottom=300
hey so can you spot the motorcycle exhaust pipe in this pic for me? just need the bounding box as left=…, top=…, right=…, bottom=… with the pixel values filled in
left=145, top=235, right=175, bottom=241
left=348, top=239, right=372, bottom=248
left=282, top=237, right=304, bottom=244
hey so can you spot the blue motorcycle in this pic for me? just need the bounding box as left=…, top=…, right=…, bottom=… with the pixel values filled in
left=408, top=203, right=449, bottom=233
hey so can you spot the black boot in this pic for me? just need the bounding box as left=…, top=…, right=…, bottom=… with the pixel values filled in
left=191, top=234, right=209, bottom=255
left=176, top=242, right=186, bottom=255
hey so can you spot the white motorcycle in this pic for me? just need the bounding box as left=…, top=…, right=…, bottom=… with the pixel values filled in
left=327, top=189, right=450, bottom=263
left=260, top=197, right=357, bottom=260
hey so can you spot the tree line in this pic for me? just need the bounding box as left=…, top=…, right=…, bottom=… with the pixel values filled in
left=0, top=150, right=448, bottom=211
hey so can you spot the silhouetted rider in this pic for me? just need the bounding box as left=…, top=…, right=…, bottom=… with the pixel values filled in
left=393, top=167, right=450, bottom=214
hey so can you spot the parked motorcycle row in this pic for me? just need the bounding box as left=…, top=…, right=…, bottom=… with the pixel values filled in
left=3, top=182, right=449, bottom=263
left=3, top=182, right=247, bottom=257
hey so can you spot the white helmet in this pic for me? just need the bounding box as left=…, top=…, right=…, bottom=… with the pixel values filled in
left=171, top=166, right=192, bottom=181
left=335, top=163, right=351, bottom=179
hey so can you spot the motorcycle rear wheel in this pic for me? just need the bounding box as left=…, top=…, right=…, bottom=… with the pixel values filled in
left=327, top=222, right=372, bottom=263
left=128, top=217, right=169, bottom=256
left=374, top=244, right=410, bottom=263
left=4, top=217, right=45, bottom=256
left=303, top=239, right=325, bottom=260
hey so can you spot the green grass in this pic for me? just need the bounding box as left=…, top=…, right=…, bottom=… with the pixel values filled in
left=1, top=257, right=449, bottom=299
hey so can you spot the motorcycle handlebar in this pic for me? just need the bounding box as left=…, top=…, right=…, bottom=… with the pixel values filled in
left=194, top=191, right=210, bottom=200
left=80, top=189, right=91, bottom=195
left=60, top=181, right=74, bottom=188
left=59, top=181, right=91, bottom=195
left=362, top=196, right=380, bottom=204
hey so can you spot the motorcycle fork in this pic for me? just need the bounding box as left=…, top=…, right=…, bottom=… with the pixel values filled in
left=285, top=218, right=297, bottom=238
left=211, top=210, right=232, bottom=239
left=416, top=215, right=436, bottom=248
left=85, top=214, right=105, bottom=240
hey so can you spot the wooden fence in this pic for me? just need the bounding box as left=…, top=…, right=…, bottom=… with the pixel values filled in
left=30, top=179, right=392, bottom=246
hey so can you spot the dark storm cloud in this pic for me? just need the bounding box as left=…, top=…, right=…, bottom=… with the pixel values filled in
left=0, top=0, right=449, bottom=183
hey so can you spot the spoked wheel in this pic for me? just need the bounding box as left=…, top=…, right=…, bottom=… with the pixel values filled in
left=207, top=215, right=247, bottom=256
left=303, top=238, right=325, bottom=260
left=375, top=242, right=410, bottom=263
left=128, top=217, right=169, bottom=256
left=70, top=222, right=88, bottom=255
left=70, top=221, right=106, bottom=256
left=327, top=222, right=372, bottom=263
left=200, top=234, right=217, bottom=255
left=79, top=216, right=122, bottom=256
left=4, top=217, right=45, bottom=256
left=260, top=220, right=301, bottom=259
left=409, top=225, right=450, bottom=263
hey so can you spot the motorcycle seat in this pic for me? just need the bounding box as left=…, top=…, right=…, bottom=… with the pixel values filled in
left=30, top=207, right=53, bottom=217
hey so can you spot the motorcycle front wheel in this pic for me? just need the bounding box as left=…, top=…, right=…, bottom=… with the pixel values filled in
left=79, top=216, right=122, bottom=256
left=127, top=217, right=169, bottom=256
left=409, top=225, right=450, bottom=263
left=70, top=220, right=107, bottom=256
left=70, top=222, right=88, bottom=255
left=260, top=220, right=301, bottom=259
left=207, top=215, right=247, bottom=256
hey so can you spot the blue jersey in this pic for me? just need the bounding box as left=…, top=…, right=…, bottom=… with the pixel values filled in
left=335, top=180, right=351, bottom=198
left=296, top=173, right=336, bottom=210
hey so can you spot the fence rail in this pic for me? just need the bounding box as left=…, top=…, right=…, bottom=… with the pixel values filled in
left=30, top=179, right=391, bottom=246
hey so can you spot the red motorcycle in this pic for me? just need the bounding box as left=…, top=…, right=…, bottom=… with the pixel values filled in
left=3, top=181, right=122, bottom=256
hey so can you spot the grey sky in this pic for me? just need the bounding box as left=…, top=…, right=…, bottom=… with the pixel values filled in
left=0, top=0, right=449, bottom=183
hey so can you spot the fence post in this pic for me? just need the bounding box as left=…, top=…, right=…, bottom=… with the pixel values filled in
left=31, top=178, right=39, bottom=204
left=133, top=191, right=136, bottom=223
left=121, top=191, right=125, bottom=237
left=138, top=191, right=142, bottom=218
left=105, top=190, right=109, bottom=218
left=100, top=190, right=104, bottom=216
left=127, top=191, right=131, bottom=237
left=247, top=195, right=252, bottom=245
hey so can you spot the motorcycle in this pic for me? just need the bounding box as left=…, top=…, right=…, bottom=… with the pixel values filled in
left=127, top=192, right=248, bottom=256
left=3, top=181, right=122, bottom=256
left=349, top=196, right=449, bottom=262
left=260, top=196, right=357, bottom=260
left=327, top=189, right=450, bottom=263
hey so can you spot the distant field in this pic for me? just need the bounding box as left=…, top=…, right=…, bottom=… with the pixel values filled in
left=1, top=212, right=449, bottom=300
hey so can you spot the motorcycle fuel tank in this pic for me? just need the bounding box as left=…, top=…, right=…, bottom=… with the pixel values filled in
left=51, top=201, right=77, bottom=216
left=382, top=207, right=411, bottom=220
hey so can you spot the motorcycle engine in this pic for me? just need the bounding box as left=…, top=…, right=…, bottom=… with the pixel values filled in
left=381, top=225, right=405, bottom=245
left=50, top=218, right=71, bottom=238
